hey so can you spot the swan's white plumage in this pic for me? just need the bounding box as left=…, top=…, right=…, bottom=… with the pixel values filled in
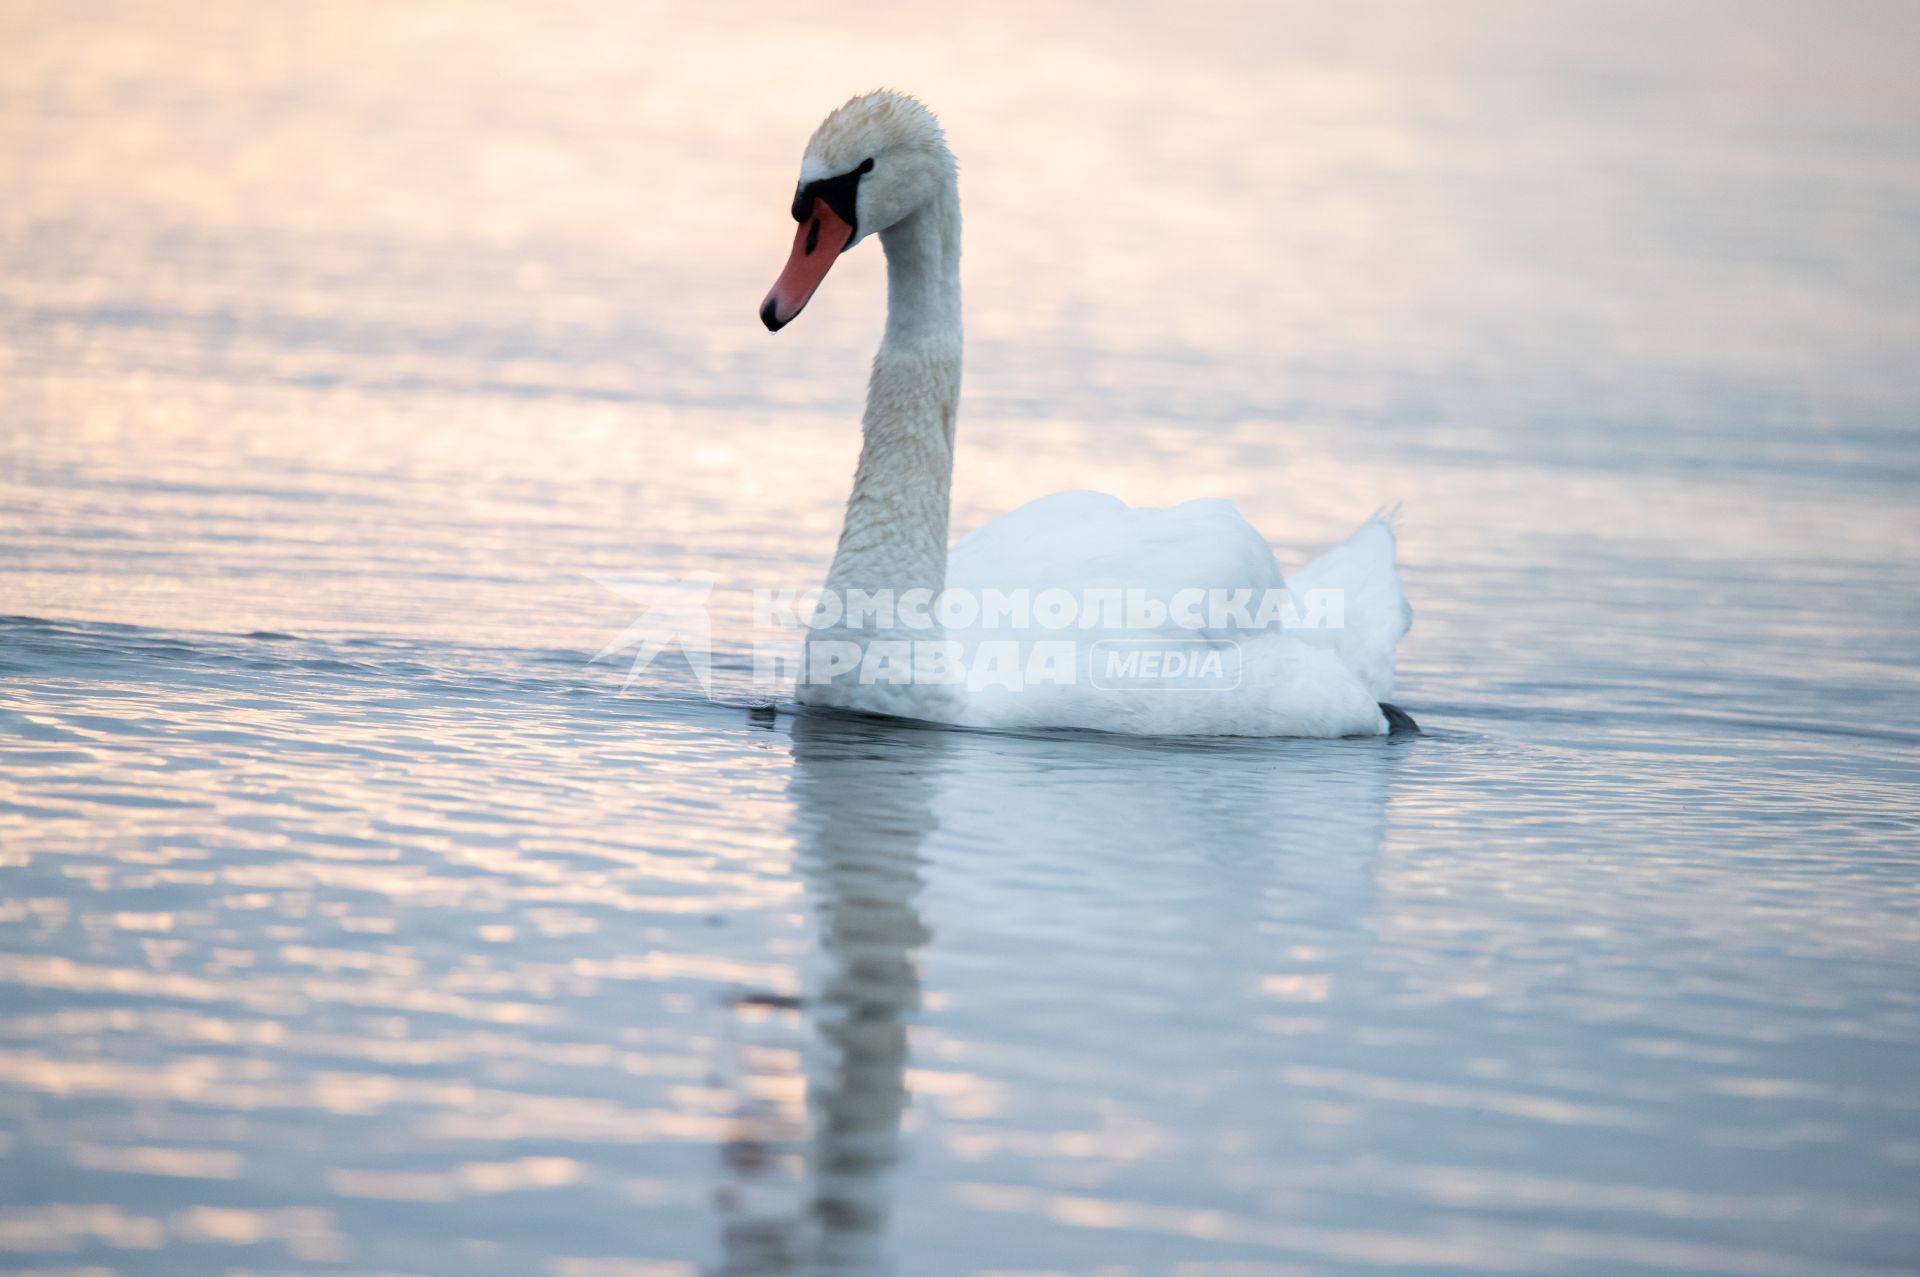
left=778, top=91, right=1412, bottom=737
left=1285, top=513, right=1410, bottom=704
left=949, top=491, right=1284, bottom=598
left=944, top=495, right=1407, bottom=737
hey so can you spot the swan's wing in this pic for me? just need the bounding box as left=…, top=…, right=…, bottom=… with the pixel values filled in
left=949, top=491, right=1284, bottom=594
left=941, top=492, right=1403, bottom=737
left=1285, top=515, right=1411, bottom=701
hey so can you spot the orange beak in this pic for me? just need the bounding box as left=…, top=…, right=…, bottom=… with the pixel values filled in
left=761, top=199, right=854, bottom=331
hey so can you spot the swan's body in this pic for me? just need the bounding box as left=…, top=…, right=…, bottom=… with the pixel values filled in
left=763, top=92, right=1412, bottom=737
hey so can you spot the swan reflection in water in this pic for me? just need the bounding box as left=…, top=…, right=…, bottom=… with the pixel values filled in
left=713, top=710, right=1404, bottom=1274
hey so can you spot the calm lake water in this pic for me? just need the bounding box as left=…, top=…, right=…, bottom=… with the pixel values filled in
left=4, top=1, right=1920, bottom=1273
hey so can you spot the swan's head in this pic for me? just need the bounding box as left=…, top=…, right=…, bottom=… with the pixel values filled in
left=760, top=91, right=953, bottom=332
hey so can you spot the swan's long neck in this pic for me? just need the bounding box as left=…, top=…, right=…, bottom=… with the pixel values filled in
left=821, top=186, right=961, bottom=606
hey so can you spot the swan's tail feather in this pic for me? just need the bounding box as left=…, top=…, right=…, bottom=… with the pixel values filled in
left=1287, top=513, right=1411, bottom=702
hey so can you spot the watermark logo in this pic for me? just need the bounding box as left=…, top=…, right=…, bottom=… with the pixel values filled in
left=594, top=582, right=1341, bottom=696
left=589, top=574, right=715, bottom=696
left=1090, top=639, right=1243, bottom=691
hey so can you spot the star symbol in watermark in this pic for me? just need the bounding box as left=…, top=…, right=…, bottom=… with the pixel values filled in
left=589, top=573, right=716, bottom=697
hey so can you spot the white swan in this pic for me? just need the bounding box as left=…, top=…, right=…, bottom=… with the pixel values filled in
left=761, top=91, right=1413, bottom=738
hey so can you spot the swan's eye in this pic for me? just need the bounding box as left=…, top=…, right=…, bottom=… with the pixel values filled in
left=791, top=159, right=873, bottom=232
